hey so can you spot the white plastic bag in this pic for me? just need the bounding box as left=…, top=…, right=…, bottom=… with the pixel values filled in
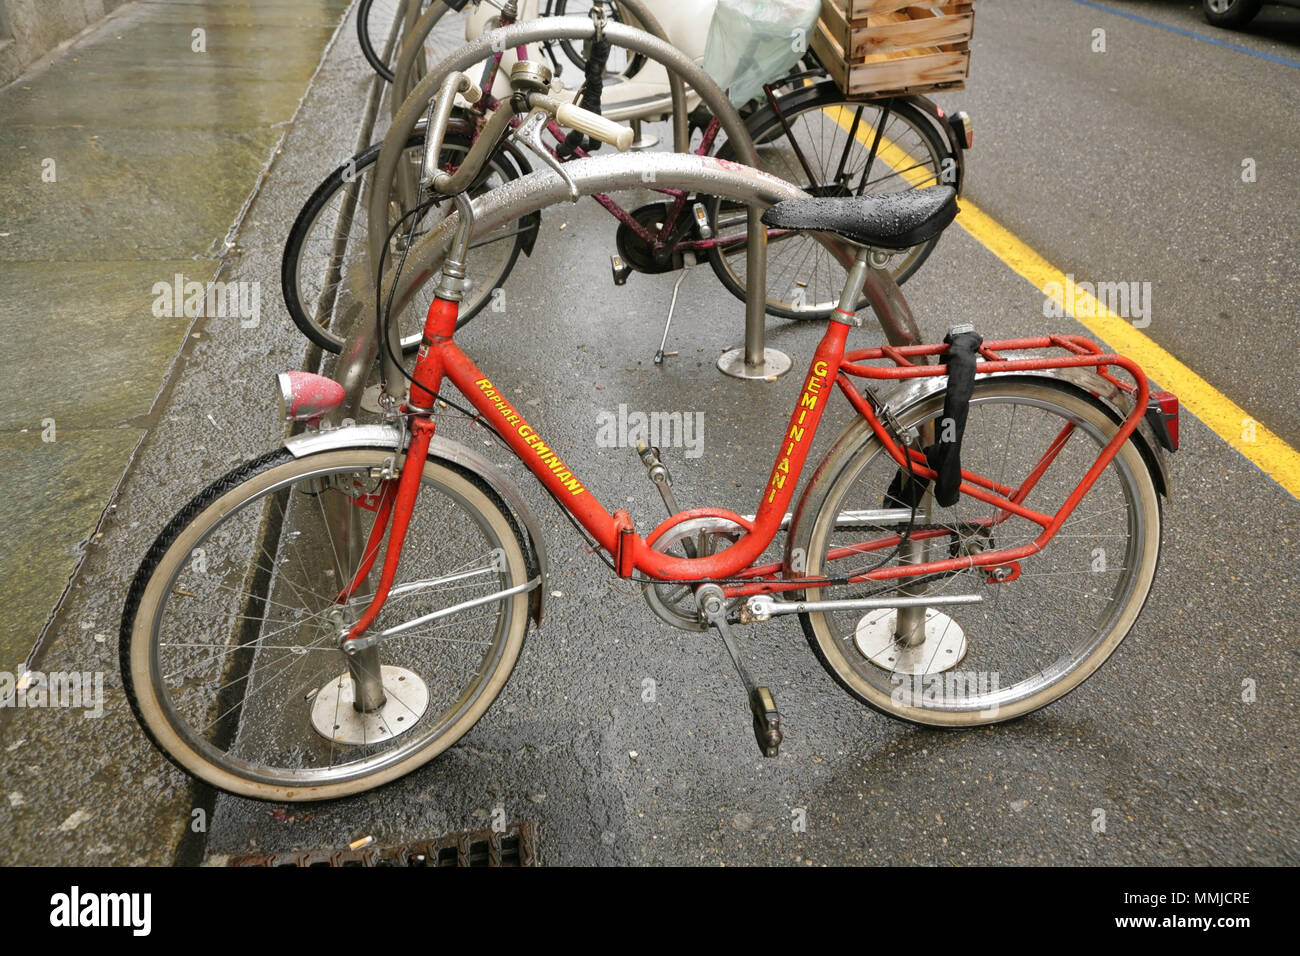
left=701, top=0, right=821, bottom=106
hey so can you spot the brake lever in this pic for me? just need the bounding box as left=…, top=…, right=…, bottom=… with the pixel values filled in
left=510, top=107, right=579, bottom=202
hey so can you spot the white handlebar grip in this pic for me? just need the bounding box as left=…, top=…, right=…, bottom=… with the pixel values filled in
left=555, top=103, right=634, bottom=152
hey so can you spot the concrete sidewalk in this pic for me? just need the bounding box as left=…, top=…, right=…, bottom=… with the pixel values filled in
left=0, top=0, right=361, bottom=865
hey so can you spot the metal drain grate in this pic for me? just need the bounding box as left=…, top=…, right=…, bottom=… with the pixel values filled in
left=227, top=820, right=541, bottom=867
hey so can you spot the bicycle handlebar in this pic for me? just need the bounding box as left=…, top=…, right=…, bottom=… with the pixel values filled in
left=421, top=73, right=481, bottom=189
left=420, top=70, right=635, bottom=198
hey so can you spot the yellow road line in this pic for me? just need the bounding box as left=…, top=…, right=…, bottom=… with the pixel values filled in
left=823, top=106, right=1300, bottom=499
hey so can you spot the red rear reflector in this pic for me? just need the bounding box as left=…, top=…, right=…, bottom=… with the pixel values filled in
left=1153, top=391, right=1179, bottom=451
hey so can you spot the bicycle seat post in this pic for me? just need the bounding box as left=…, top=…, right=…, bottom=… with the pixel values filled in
left=831, top=244, right=876, bottom=325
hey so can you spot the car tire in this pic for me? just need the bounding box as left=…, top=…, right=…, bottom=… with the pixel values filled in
left=1203, top=0, right=1263, bottom=27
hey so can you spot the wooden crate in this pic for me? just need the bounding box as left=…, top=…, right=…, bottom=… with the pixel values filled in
left=812, top=0, right=974, bottom=98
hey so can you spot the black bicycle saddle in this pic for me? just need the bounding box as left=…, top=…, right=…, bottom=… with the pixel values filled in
left=761, top=186, right=958, bottom=249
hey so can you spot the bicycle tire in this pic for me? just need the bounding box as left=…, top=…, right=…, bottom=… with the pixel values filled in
left=121, top=445, right=534, bottom=801
left=793, top=377, right=1162, bottom=726
left=707, top=83, right=953, bottom=321
left=358, top=0, right=406, bottom=84
left=281, top=129, right=531, bottom=354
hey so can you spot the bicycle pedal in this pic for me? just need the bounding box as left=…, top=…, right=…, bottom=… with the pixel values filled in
left=749, top=686, right=783, bottom=758
left=610, top=254, right=631, bottom=286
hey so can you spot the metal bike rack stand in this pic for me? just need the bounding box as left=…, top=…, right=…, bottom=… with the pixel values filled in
left=384, top=1, right=693, bottom=259
left=350, top=18, right=783, bottom=398
left=389, top=3, right=449, bottom=121
left=397, top=0, right=430, bottom=100
left=388, top=0, right=690, bottom=152
left=331, top=151, right=923, bottom=420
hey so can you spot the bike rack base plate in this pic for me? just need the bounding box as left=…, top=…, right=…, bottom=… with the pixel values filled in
left=854, top=608, right=968, bottom=675
left=310, top=665, right=429, bottom=745
left=717, top=347, right=793, bottom=381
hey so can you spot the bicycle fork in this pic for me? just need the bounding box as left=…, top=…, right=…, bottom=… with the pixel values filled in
left=329, top=417, right=435, bottom=713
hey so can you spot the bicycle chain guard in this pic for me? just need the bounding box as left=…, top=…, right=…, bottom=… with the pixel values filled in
left=615, top=202, right=692, bottom=274
left=642, top=515, right=746, bottom=631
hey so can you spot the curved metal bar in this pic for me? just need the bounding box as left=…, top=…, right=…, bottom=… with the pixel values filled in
left=338, top=152, right=849, bottom=417
left=389, top=0, right=688, bottom=149
left=362, top=17, right=774, bottom=386
left=368, top=18, right=759, bottom=274
left=386, top=2, right=691, bottom=222
left=390, top=0, right=450, bottom=106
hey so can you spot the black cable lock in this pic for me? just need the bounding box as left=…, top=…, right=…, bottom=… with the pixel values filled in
left=557, top=26, right=610, bottom=158
left=884, top=325, right=983, bottom=510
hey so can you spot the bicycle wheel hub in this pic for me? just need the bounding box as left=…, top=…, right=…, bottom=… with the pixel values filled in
left=853, top=608, right=968, bottom=675
left=310, top=665, right=429, bottom=746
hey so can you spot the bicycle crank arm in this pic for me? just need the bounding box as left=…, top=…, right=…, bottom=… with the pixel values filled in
left=744, top=592, right=981, bottom=621
left=697, top=583, right=783, bottom=758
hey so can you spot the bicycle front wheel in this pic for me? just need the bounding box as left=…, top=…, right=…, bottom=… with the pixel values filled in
left=795, top=378, right=1162, bottom=726
left=358, top=0, right=419, bottom=84
left=121, top=446, right=533, bottom=801
left=708, top=84, right=952, bottom=320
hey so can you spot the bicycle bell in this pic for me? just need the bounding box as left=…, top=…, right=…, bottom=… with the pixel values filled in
left=510, top=60, right=553, bottom=93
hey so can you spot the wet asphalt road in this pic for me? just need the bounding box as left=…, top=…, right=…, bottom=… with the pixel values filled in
left=2, top=0, right=1297, bottom=865
left=931, top=0, right=1300, bottom=447
left=205, top=1, right=1298, bottom=865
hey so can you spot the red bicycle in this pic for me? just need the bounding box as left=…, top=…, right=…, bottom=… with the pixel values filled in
left=122, top=73, right=1178, bottom=801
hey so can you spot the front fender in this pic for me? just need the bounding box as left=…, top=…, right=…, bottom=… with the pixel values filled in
left=285, top=424, right=549, bottom=626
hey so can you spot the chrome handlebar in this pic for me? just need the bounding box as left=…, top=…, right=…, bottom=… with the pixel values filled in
left=418, top=63, right=633, bottom=201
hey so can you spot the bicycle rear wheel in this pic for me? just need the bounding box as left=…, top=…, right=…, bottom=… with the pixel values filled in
left=794, top=378, right=1162, bottom=725
left=121, top=446, right=533, bottom=801
left=708, top=83, right=953, bottom=320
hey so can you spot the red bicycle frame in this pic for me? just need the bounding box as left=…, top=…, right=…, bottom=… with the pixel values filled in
left=342, top=288, right=1152, bottom=643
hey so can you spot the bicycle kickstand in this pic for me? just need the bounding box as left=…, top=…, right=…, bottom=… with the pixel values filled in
left=695, top=583, right=783, bottom=758
left=654, top=252, right=694, bottom=365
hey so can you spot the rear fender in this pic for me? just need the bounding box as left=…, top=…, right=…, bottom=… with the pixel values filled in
left=902, top=95, right=967, bottom=195
left=785, top=369, right=1170, bottom=581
